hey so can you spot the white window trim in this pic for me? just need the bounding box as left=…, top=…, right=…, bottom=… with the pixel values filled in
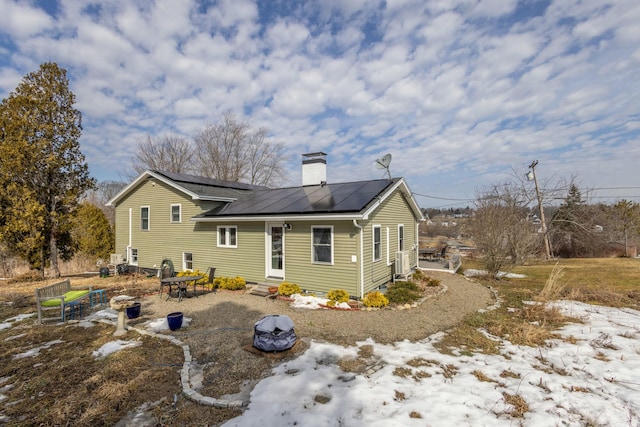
left=386, top=227, right=391, bottom=266
left=311, top=225, right=334, bottom=265
left=398, top=224, right=405, bottom=252
left=373, top=224, right=381, bottom=262
left=130, top=248, right=138, bottom=266
left=171, top=204, right=182, bottom=223
left=140, top=206, right=150, bottom=231
left=217, top=225, right=238, bottom=248
left=183, top=252, right=193, bottom=271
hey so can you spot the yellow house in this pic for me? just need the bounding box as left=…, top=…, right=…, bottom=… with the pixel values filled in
left=107, top=153, right=424, bottom=298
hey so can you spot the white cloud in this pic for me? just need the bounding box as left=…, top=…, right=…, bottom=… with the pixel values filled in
left=0, top=0, right=637, bottom=204
left=0, top=0, right=54, bottom=38
left=470, top=0, right=518, bottom=18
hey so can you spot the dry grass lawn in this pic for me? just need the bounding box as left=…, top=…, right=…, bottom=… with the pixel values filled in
left=0, top=273, right=243, bottom=426
left=1, top=257, right=639, bottom=425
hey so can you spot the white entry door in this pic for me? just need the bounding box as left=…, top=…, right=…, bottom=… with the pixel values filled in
left=267, top=224, right=284, bottom=278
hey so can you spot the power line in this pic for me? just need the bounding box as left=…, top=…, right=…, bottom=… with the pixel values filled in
left=412, top=192, right=474, bottom=202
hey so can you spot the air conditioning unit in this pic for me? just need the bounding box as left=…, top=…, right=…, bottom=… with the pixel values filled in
left=110, top=254, right=124, bottom=265
left=395, top=251, right=411, bottom=275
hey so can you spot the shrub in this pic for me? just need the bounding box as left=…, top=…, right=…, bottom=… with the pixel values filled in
left=425, top=277, right=441, bottom=287
left=214, top=276, right=246, bottom=290
left=386, top=281, right=421, bottom=304
left=278, top=281, right=301, bottom=296
left=412, top=270, right=426, bottom=281
left=327, top=289, right=350, bottom=303
left=10, top=270, right=43, bottom=283
left=392, top=281, right=420, bottom=292
left=176, top=269, right=209, bottom=287
left=362, top=291, right=389, bottom=308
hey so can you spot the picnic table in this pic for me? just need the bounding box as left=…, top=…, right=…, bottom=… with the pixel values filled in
left=419, top=248, right=437, bottom=260
left=160, top=275, right=204, bottom=301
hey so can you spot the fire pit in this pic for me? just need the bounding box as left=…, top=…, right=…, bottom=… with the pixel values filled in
left=253, top=315, right=297, bottom=352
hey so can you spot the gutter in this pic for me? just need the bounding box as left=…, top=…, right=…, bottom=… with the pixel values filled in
left=192, top=214, right=364, bottom=222
left=353, top=219, right=364, bottom=298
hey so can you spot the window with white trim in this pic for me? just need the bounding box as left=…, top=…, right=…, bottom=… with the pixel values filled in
left=171, top=204, right=181, bottom=223
left=183, top=252, right=193, bottom=271
left=218, top=226, right=237, bottom=248
left=398, top=224, right=405, bottom=251
left=130, top=248, right=138, bottom=265
left=140, top=206, right=150, bottom=231
left=373, top=225, right=381, bottom=261
left=312, top=226, right=333, bottom=264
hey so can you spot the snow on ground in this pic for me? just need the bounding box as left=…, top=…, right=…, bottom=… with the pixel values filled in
left=3, top=301, right=640, bottom=425
left=464, top=269, right=527, bottom=279
left=290, top=294, right=351, bottom=310
left=92, top=340, right=142, bottom=359
left=0, top=313, right=35, bottom=330
left=223, top=301, right=640, bottom=427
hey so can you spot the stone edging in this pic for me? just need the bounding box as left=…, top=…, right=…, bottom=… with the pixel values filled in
left=361, top=284, right=448, bottom=311
left=89, top=276, right=495, bottom=410
left=97, top=319, right=247, bottom=408
left=278, top=284, right=449, bottom=312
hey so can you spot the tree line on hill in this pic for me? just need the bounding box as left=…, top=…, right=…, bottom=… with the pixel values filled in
left=424, top=178, right=640, bottom=277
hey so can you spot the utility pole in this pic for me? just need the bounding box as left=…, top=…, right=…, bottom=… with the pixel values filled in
left=527, top=160, right=552, bottom=260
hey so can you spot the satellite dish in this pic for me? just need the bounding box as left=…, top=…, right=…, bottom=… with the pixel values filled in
left=375, top=153, right=392, bottom=179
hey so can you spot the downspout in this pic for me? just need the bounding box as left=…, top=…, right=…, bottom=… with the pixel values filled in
left=415, top=222, right=419, bottom=269
left=353, top=219, right=364, bottom=298
left=127, top=208, right=132, bottom=261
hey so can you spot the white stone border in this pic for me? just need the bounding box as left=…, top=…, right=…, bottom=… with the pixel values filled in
left=96, top=319, right=247, bottom=408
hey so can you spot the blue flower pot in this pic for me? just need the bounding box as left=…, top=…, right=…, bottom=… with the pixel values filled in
left=126, top=302, right=141, bottom=319
left=167, top=312, right=183, bottom=331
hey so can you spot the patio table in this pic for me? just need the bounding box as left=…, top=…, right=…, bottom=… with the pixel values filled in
left=419, top=248, right=437, bottom=260
left=160, top=275, right=204, bottom=302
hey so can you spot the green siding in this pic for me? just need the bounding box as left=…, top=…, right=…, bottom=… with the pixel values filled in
left=114, top=177, right=420, bottom=298
left=113, top=178, right=218, bottom=270
left=283, top=221, right=360, bottom=296
left=205, top=221, right=265, bottom=280
left=360, top=190, right=419, bottom=294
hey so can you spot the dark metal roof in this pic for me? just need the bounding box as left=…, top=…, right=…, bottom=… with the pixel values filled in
left=196, top=178, right=400, bottom=218
left=152, top=170, right=267, bottom=200
left=153, top=170, right=267, bottom=191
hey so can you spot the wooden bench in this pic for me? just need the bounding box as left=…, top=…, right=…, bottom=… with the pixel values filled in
left=35, top=279, right=92, bottom=324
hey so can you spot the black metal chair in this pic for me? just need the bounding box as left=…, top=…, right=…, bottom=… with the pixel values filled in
left=206, top=267, right=216, bottom=294
left=159, top=267, right=173, bottom=299
left=433, top=245, right=448, bottom=262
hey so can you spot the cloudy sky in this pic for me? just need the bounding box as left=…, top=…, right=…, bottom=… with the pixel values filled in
left=1, top=0, right=638, bottom=208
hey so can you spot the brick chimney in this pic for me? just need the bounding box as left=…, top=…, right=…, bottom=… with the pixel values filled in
left=302, top=152, right=327, bottom=186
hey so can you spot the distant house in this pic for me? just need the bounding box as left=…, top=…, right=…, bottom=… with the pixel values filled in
left=107, top=153, right=424, bottom=297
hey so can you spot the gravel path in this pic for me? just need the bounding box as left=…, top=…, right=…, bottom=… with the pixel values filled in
left=140, top=271, right=493, bottom=346
left=143, top=271, right=493, bottom=345
left=135, top=272, right=494, bottom=400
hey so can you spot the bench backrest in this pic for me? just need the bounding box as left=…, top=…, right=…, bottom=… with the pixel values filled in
left=35, top=279, right=72, bottom=300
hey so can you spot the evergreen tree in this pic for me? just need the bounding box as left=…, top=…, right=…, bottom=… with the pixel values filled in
left=72, top=202, right=114, bottom=261
left=550, top=184, right=606, bottom=257
left=609, top=200, right=640, bottom=257
left=0, top=62, right=95, bottom=277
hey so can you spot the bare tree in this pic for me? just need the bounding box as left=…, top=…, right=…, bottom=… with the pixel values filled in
left=132, top=134, right=194, bottom=176
left=471, top=182, right=539, bottom=278
left=84, top=180, right=127, bottom=226
left=193, top=111, right=286, bottom=186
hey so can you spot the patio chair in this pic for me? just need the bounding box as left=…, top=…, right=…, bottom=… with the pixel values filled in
left=206, top=267, right=217, bottom=294
left=433, top=245, right=448, bottom=262
left=159, top=267, right=174, bottom=299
